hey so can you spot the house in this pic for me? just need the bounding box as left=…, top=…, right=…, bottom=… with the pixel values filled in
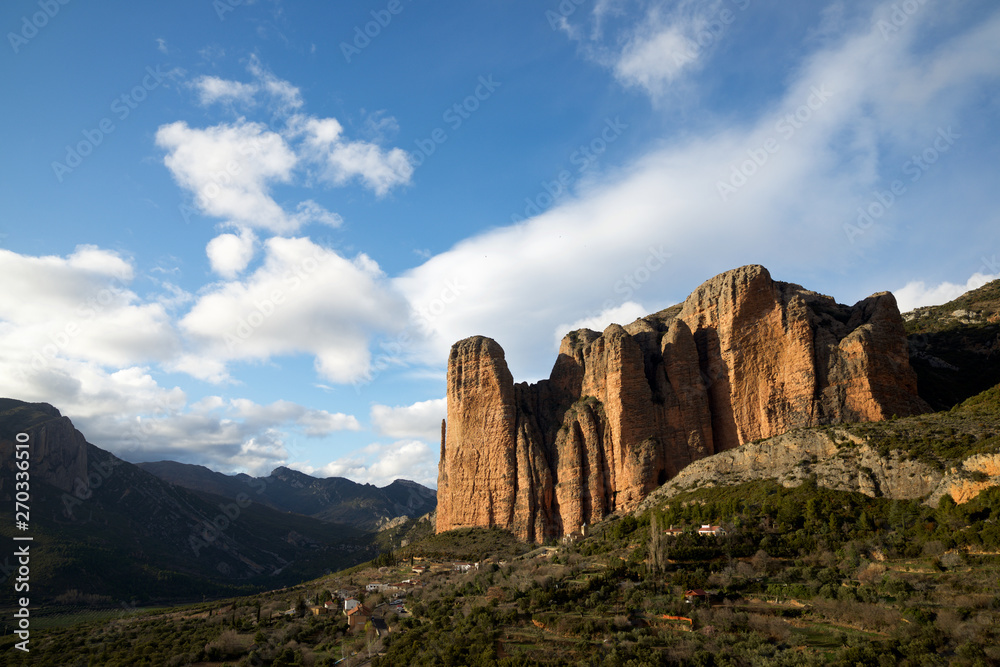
left=697, top=524, right=726, bottom=537
left=345, top=604, right=372, bottom=631
left=412, top=566, right=427, bottom=575
left=343, top=597, right=361, bottom=612
left=366, top=582, right=386, bottom=592
left=684, top=589, right=707, bottom=603
left=324, top=600, right=338, bottom=611
left=308, top=605, right=330, bottom=616
left=663, top=526, right=685, bottom=537
left=453, top=562, right=477, bottom=572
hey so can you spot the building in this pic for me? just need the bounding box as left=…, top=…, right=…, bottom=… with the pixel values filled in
left=345, top=604, right=372, bottom=631
left=684, top=589, right=707, bottom=603
left=308, top=605, right=330, bottom=616
left=663, top=526, right=685, bottom=537
left=343, top=597, right=361, bottom=612
left=697, top=524, right=726, bottom=537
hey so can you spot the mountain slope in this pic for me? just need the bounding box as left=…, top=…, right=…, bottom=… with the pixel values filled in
left=905, top=277, right=1000, bottom=410
left=0, top=400, right=375, bottom=604
left=137, top=461, right=437, bottom=531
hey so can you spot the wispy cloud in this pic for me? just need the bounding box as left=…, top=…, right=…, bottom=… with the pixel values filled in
left=397, top=1, right=1000, bottom=381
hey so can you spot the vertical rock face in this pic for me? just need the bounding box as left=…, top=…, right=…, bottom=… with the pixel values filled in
left=0, top=400, right=89, bottom=495
left=436, top=265, right=929, bottom=541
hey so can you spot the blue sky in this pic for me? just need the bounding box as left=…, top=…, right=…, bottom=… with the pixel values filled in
left=1, top=0, right=998, bottom=487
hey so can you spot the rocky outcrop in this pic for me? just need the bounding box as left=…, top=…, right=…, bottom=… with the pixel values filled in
left=637, top=429, right=1000, bottom=509
left=436, top=266, right=930, bottom=541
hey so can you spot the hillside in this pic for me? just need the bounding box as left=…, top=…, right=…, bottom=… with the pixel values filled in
left=4, top=475, right=999, bottom=665
left=905, top=277, right=1000, bottom=410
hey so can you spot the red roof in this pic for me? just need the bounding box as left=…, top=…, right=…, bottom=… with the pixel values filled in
left=685, top=589, right=707, bottom=597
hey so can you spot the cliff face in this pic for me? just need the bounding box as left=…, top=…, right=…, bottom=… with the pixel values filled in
left=436, top=265, right=930, bottom=541
left=0, top=400, right=89, bottom=495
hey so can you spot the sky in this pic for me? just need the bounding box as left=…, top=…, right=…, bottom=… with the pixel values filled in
left=1, top=0, right=998, bottom=488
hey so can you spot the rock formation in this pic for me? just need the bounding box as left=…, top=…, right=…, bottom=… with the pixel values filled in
left=635, top=429, right=1000, bottom=510
left=0, top=399, right=89, bottom=495
left=436, top=265, right=930, bottom=541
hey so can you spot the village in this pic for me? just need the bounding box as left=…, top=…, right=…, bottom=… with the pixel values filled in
left=286, top=557, right=494, bottom=640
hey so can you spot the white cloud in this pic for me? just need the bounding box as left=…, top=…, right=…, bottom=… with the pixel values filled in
left=0, top=243, right=371, bottom=476
left=229, top=398, right=361, bottom=435
left=297, top=439, right=438, bottom=488
left=192, top=75, right=259, bottom=106
left=290, top=114, right=413, bottom=196
left=894, top=272, right=999, bottom=313
left=180, top=236, right=406, bottom=384
left=191, top=56, right=303, bottom=112
left=156, top=120, right=299, bottom=233
left=292, top=200, right=343, bottom=228
left=0, top=246, right=178, bottom=369
left=566, top=0, right=729, bottom=98
left=159, top=63, right=412, bottom=234
left=370, top=398, right=446, bottom=441
left=554, top=301, right=648, bottom=347
left=396, top=3, right=1000, bottom=382
left=247, top=54, right=303, bottom=112
left=207, top=228, right=257, bottom=278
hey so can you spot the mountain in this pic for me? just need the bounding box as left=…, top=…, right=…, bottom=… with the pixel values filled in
left=0, top=399, right=375, bottom=604
left=437, top=265, right=931, bottom=542
left=904, top=277, right=1000, bottom=410
left=136, top=461, right=436, bottom=531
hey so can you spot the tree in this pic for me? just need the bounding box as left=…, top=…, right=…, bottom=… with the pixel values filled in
left=648, top=512, right=669, bottom=576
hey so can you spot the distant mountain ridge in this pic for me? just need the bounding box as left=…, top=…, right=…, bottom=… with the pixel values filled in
left=0, top=399, right=387, bottom=604
left=137, top=460, right=436, bottom=531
